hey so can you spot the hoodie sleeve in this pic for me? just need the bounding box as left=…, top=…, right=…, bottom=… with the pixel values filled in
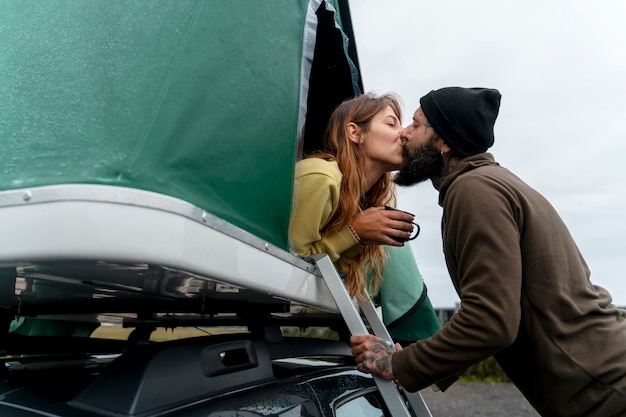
left=289, top=158, right=361, bottom=264
left=393, top=169, right=523, bottom=392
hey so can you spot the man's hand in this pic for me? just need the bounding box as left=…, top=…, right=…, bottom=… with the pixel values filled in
left=350, top=334, right=400, bottom=381
left=350, top=207, right=414, bottom=246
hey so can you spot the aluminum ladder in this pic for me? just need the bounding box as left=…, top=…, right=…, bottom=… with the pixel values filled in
left=309, top=253, right=433, bottom=417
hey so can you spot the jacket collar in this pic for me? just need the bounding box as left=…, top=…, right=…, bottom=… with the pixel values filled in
left=437, top=153, right=498, bottom=206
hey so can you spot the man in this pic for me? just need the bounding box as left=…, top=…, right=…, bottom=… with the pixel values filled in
left=350, top=87, right=626, bottom=416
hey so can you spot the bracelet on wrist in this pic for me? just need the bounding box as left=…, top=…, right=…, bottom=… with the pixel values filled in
left=347, top=223, right=361, bottom=243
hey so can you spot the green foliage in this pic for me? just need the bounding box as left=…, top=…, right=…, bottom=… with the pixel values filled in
left=281, top=327, right=340, bottom=340
left=460, top=356, right=511, bottom=383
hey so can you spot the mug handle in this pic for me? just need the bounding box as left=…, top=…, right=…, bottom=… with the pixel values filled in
left=407, top=222, right=421, bottom=240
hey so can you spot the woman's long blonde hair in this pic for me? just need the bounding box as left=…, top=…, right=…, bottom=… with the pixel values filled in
left=312, top=92, right=402, bottom=300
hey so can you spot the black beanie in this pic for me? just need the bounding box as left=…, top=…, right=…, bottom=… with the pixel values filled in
left=420, top=87, right=501, bottom=157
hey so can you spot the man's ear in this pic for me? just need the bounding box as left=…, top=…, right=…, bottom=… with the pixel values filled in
left=346, top=122, right=362, bottom=144
left=439, top=139, right=452, bottom=154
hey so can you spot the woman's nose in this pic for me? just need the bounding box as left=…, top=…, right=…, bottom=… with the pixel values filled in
left=400, top=131, right=412, bottom=146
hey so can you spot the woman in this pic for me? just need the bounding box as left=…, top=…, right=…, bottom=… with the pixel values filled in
left=289, top=92, right=440, bottom=344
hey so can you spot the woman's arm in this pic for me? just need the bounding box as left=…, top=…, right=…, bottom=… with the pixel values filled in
left=289, top=164, right=359, bottom=262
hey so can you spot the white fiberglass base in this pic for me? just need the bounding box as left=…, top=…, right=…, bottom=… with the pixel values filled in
left=0, top=184, right=338, bottom=312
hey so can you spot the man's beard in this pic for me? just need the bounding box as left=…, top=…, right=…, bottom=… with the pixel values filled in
left=394, top=137, right=444, bottom=187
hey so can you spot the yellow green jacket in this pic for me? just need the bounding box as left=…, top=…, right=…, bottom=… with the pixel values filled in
left=289, top=158, right=440, bottom=343
left=289, top=158, right=363, bottom=275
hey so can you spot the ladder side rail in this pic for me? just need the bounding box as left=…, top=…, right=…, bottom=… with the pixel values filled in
left=359, top=301, right=433, bottom=417
left=308, top=254, right=416, bottom=417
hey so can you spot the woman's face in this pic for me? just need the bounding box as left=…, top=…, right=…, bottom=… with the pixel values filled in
left=360, top=105, right=404, bottom=172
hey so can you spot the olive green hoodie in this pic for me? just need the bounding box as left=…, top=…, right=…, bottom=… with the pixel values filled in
left=393, top=153, right=626, bottom=417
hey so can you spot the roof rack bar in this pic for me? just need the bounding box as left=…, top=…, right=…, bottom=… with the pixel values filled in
left=307, top=254, right=432, bottom=417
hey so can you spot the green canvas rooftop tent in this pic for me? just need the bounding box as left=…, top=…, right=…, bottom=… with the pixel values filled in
left=0, top=0, right=370, bottom=333
left=0, top=0, right=384, bottom=328
left=0, top=0, right=362, bottom=251
left=0, top=4, right=437, bottom=414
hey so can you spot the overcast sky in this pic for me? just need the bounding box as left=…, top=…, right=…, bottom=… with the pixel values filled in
left=349, top=0, right=626, bottom=307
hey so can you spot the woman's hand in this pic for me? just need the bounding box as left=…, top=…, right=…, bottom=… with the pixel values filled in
left=349, top=206, right=415, bottom=246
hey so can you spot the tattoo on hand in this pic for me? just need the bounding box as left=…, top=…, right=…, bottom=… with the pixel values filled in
left=371, top=342, right=387, bottom=353
left=375, top=356, right=391, bottom=376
